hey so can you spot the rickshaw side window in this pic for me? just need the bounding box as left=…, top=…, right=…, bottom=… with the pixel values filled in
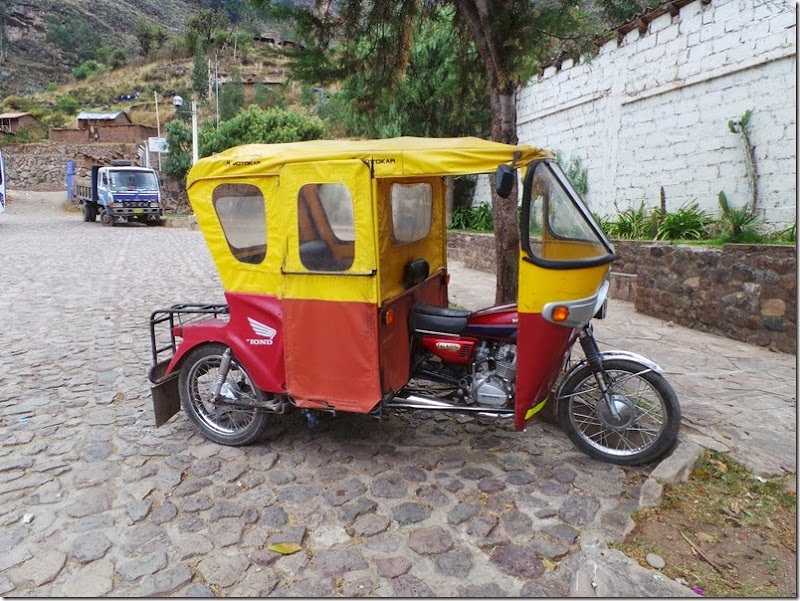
left=298, top=183, right=355, bottom=271
left=391, top=183, right=432, bottom=245
left=212, top=183, right=267, bottom=265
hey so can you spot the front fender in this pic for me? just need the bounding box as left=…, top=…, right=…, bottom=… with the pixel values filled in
left=565, top=350, right=665, bottom=376
left=552, top=350, right=665, bottom=412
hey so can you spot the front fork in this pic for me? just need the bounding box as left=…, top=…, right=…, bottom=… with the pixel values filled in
left=578, top=324, right=622, bottom=422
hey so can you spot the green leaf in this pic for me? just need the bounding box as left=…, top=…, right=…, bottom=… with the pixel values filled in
left=267, top=542, right=302, bottom=555
left=718, top=190, right=730, bottom=215
left=741, top=109, right=751, bottom=127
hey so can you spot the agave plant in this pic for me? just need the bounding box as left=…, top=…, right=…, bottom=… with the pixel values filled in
left=717, top=191, right=760, bottom=243
left=608, top=202, right=659, bottom=239
left=656, top=202, right=712, bottom=241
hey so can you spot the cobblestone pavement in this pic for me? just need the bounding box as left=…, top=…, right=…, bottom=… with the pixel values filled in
left=0, top=191, right=790, bottom=597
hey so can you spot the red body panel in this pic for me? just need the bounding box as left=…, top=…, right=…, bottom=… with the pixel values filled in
left=166, top=292, right=286, bottom=394
left=421, top=336, right=476, bottom=364
left=283, top=298, right=381, bottom=413
left=514, top=312, right=577, bottom=431
left=379, top=272, right=448, bottom=393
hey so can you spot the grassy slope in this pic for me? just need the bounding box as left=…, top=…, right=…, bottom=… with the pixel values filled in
left=1, top=0, right=205, bottom=98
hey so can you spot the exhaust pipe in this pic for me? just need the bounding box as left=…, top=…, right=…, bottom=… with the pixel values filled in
left=384, top=393, right=514, bottom=418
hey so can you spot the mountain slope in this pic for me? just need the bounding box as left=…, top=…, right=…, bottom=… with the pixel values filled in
left=0, top=0, right=207, bottom=98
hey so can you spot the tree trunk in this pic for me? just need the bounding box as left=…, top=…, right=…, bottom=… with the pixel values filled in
left=489, top=84, right=519, bottom=304
left=452, top=0, right=520, bottom=304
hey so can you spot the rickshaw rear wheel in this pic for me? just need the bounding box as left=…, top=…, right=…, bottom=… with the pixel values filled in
left=178, top=343, right=270, bottom=446
left=557, top=359, right=681, bottom=466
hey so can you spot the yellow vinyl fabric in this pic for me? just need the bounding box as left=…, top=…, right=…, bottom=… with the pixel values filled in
left=376, top=177, right=446, bottom=303
left=186, top=137, right=550, bottom=299
left=280, top=160, right=377, bottom=303
left=186, top=137, right=548, bottom=185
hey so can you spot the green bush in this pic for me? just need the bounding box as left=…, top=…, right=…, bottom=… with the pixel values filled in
left=716, top=190, right=761, bottom=243
left=73, top=60, right=101, bottom=80
left=164, top=106, right=328, bottom=185
left=448, top=202, right=493, bottom=232
left=56, top=95, right=80, bottom=115
left=656, top=202, right=712, bottom=241
left=604, top=202, right=659, bottom=240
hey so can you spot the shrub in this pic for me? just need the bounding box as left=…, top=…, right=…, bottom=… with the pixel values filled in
left=448, top=202, right=493, bottom=232
left=604, top=202, right=659, bottom=240
left=73, top=60, right=101, bottom=80
left=656, top=202, right=712, bottom=241
left=56, top=95, right=80, bottom=115
left=716, top=190, right=760, bottom=243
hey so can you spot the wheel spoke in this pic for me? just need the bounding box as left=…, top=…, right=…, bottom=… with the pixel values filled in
left=563, top=366, right=673, bottom=459
left=187, top=356, right=259, bottom=436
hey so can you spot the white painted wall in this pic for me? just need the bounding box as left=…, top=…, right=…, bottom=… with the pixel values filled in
left=517, top=0, right=797, bottom=230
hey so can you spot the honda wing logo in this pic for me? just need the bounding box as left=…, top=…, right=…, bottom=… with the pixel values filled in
left=247, top=317, right=277, bottom=346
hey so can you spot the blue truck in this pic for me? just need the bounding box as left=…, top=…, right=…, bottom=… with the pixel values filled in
left=75, top=160, right=164, bottom=226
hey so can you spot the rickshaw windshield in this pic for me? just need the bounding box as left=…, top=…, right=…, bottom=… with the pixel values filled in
left=521, top=160, right=614, bottom=268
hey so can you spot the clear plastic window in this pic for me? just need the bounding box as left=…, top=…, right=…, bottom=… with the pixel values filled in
left=298, top=183, right=354, bottom=271
left=391, top=183, right=432, bottom=244
left=526, top=163, right=611, bottom=263
left=212, top=183, right=266, bottom=265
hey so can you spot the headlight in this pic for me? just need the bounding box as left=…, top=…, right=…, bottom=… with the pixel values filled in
left=150, top=202, right=159, bottom=208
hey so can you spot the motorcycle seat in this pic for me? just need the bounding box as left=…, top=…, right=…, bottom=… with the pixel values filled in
left=409, top=303, right=471, bottom=335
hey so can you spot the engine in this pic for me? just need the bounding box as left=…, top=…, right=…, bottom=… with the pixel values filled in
left=466, top=342, right=517, bottom=408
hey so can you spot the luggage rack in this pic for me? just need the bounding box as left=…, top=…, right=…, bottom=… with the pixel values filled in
left=149, top=303, right=229, bottom=367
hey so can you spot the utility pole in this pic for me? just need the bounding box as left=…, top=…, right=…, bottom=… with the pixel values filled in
left=192, top=100, right=199, bottom=165
left=154, top=91, right=162, bottom=171
left=215, top=50, right=220, bottom=128
left=207, top=58, right=212, bottom=101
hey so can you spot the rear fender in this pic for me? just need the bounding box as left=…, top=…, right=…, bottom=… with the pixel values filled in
left=165, top=293, right=286, bottom=395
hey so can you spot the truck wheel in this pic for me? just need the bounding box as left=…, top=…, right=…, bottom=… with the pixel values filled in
left=82, top=202, right=97, bottom=222
left=100, top=209, right=115, bottom=227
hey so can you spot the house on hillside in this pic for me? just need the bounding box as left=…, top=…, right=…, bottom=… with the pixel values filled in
left=77, top=111, right=132, bottom=131
left=50, top=110, right=155, bottom=144
left=74, top=111, right=133, bottom=142
left=516, top=0, right=796, bottom=230
left=0, top=112, right=38, bottom=135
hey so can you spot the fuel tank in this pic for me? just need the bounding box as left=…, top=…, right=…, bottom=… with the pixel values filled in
left=464, top=303, right=518, bottom=342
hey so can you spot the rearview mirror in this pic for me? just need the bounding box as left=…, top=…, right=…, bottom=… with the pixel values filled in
left=494, top=151, right=521, bottom=199
left=495, top=165, right=514, bottom=198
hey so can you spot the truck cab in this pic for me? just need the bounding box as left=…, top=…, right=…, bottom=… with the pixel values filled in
left=79, top=160, right=164, bottom=226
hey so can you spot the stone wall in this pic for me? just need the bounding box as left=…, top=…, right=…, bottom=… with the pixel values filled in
left=517, top=0, right=797, bottom=230
left=1, top=143, right=141, bottom=190
left=447, top=231, right=796, bottom=353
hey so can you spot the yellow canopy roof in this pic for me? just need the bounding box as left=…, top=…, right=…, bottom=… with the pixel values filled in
left=187, top=136, right=551, bottom=188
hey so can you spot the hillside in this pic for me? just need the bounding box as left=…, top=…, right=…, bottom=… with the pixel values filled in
left=0, top=0, right=207, bottom=98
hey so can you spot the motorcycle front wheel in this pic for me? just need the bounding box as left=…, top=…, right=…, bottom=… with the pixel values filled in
left=178, top=343, right=270, bottom=446
left=557, top=358, right=681, bottom=465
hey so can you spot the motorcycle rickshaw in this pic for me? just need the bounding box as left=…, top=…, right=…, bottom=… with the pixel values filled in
left=149, top=137, right=680, bottom=465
